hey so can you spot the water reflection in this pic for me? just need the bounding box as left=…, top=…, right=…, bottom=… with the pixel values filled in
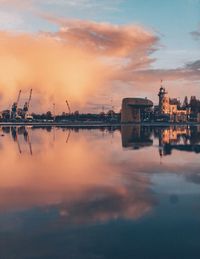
left=0, top=125, right=200, bottom=258
left=158, top=127, right=200, bottom=156
left=121, top=125, right=153, bottom=149
left=0, top=126, right=155, bottom=222
left=120, top=125, right=200, bottom=155
left=0, top=125, right=199, bottom=222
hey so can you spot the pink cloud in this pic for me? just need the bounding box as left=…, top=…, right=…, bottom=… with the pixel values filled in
left=0, top=17, right=199, bottom=112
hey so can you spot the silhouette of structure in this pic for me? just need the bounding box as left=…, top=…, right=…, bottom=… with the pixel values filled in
left=121, top=98, right=153, bottom=123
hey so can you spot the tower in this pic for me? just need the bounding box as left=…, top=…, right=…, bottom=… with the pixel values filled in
left=158, top=80, right=169, bottom=114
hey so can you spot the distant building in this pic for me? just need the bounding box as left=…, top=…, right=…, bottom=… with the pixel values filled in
left=158, top=82, right=190, bottom=122
left=197, top=113, right=200, bottom=123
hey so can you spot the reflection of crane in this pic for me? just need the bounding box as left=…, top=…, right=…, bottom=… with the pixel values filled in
left=66, top=129, right=71, bottom=143
left=17, top=136, right=22, bottom=154
left=66, top=100, right=71, bottom=115
left=11, top=127, right=22, bottom=154
left=11, top=126, right=33, bottom=155
left=11, top=90, right=22, bottom=119
left=23, top=89, right=32, bottom=119
left=26, top=127, right=33, bottom=155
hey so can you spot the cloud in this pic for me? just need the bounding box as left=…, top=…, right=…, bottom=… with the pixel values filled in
left=0, top=20, right=159, bottom=112
left=0, top=16, right=199, bottom=112
left=0, top=0, right=32, bottom=10
left=42, top=16, right=158, bottom=58
left=0, top=11, right=24, bottom=30
left=191, top=27, right=200, bottom=40
left=186, top=60, right=200, bottom=70
left=0, top=30, right=111, bottom=111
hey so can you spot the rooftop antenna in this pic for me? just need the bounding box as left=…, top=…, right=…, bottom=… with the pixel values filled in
left=53, top=103, right=56, bottom=121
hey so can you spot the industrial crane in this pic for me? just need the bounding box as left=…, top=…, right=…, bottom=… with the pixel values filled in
left=11, top=90, right=22, bottom=119
left=66, top=100, right=71, bottom=115
left=23, top=89, right=32, bottom=119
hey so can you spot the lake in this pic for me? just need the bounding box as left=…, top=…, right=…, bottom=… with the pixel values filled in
left=0, top=125, right=200, bottom=259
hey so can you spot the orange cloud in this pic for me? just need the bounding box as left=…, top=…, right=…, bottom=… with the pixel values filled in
left=0, top=18, right=199, bottom=113
left=42, top=16, right=158, bottom=57
left=0, top=20, right=159, bottom=112
left=0, top=31, right=111, bottom=112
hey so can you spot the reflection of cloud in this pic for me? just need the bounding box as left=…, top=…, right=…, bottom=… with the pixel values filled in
left=186, top=172, right=200, bottom=184
left=57, top=185, right=154, bottom=224
left=0, top=127, right=200, bottom=223
left=0, top=127, right=155, bottom=223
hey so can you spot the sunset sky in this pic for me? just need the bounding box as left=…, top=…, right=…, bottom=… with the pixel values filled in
left=0, top=0, right=199, bottom=113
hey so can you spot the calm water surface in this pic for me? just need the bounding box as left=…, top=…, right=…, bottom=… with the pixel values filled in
left=0, top=125, right=200, bottom=259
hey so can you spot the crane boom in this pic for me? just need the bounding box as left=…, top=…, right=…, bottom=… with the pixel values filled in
left=66, top=100, right=71, bottom=114
left=23, top=89, right=33, bottom=118
left=27, top=89, right=32, bottom=110
left=16, top=90, right=22, bottom=105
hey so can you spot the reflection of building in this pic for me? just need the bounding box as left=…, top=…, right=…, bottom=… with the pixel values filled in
left=158, top=127, right=200, bottom=156
left=121, top=125, right=153, bottom=149
left=158, top=82, right=190, bottom=122
left=161, top=128, right=190, bottom=144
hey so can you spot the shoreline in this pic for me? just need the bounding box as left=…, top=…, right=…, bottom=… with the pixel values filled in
left=0, top=122, right=200, bottom=127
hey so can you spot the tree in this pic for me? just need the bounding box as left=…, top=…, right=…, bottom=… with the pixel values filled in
left=46, top=111, right=53, bottom=119
left=183, top=96, right=188, bottom=107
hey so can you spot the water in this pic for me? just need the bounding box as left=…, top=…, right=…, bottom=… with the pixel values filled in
left=0, top=125, right=200, bottom=259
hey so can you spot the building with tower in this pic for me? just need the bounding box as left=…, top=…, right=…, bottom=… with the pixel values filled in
left=158, top=81, right=190, bottom=122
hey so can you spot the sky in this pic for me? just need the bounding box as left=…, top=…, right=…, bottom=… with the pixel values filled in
left=0, top=0, right=199, bottom=113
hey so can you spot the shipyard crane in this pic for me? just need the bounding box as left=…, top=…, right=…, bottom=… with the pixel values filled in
left=66, top=100, right=71, bottom=115
left=11, top=90, right=22, bottom=119
left=23, top=89, right=32, bottom=119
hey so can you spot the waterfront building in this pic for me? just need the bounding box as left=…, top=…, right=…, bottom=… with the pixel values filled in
left=158, top=82, right=190, bottom=122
